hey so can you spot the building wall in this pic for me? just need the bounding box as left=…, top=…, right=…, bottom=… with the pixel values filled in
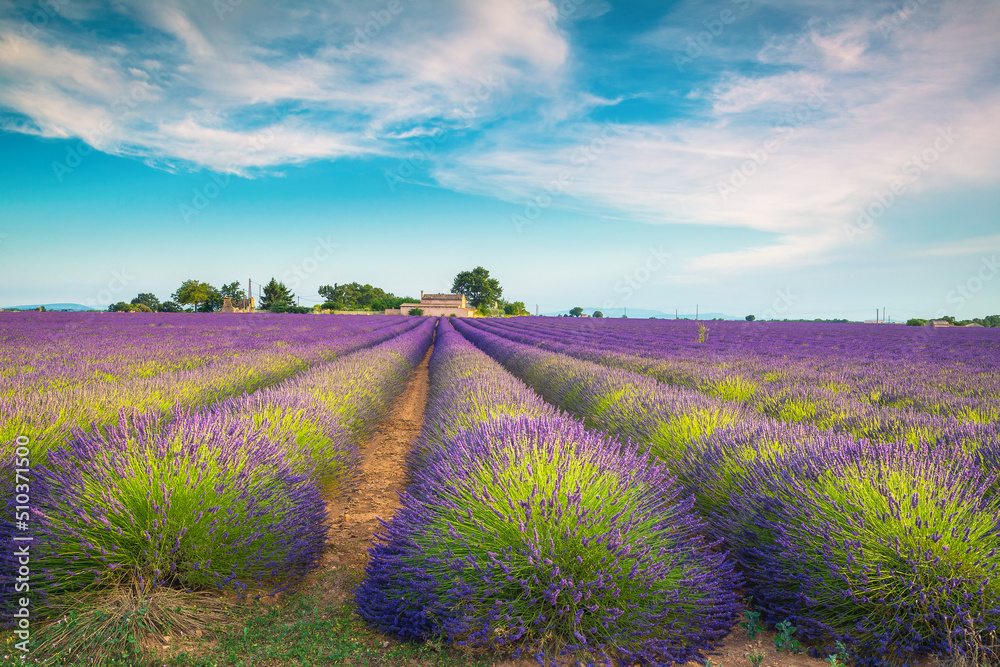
left=384, top=292, right=474, bottom=316
left=384, top=306, right=477, bottom=317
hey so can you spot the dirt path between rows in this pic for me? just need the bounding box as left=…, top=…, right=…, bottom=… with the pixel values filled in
left=329, top=346, right=432, bottom=568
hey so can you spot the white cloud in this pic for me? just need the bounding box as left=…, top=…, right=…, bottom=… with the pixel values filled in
left=709, top=71, right=829, bottom=114
left=434, top=0, right=1000, bottom=278
left=0, top=0, right=571, bottom=172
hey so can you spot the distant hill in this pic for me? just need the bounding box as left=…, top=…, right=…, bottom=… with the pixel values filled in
left=3, top=303, right=95, bottom=311
left=542, top=307, right=738, bottom=320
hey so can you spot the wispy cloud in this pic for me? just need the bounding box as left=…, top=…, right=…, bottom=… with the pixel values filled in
left=0, top=0, right=572, bottom=172
left=1, top=0, right=998, bottom=286
left=433, top=0, right=1000, bottom=278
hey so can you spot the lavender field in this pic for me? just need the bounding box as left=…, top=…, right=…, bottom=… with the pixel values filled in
left=3, top=313, right=1000, bottom=667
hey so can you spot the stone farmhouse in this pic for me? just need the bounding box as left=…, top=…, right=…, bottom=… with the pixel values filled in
left=384, top=292, right=477, bottom=317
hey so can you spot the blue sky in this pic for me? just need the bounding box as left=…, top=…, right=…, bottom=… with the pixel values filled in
left=0, top=0, right=998, bottom=319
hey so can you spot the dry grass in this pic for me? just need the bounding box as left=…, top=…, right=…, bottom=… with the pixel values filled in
left=32, top=583, right=226, bottom=664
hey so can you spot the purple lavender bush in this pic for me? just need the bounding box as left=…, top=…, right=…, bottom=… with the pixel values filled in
left=358, top=341, right=742, bottom=666
left=407, top=318, right=562, bottom=472
left=452, top=319, right=739, bottom=460
left=211, top=318, right=435, bottom=496
left=32, top=410, right=328, bottom=601
left=1, top=482, right=15, bottom=626
left=212, top=392, right=354, bottom=495
left=461, top=317, right=1000, bottom=445
left=693, top=433, right=1000, bottom=667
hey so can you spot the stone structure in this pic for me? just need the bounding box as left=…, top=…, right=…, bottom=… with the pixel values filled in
left=384, top=291, right=477, bottom=317
left=222, top=297, right=255, bottom=313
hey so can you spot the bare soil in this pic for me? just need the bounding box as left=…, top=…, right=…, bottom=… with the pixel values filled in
left=316, top=345, right=433, bottom=586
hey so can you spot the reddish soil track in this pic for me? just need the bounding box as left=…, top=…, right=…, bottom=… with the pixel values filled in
left=325, top=347, right=432, bottom=572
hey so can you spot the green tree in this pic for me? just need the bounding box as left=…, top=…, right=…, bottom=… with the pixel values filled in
left=108, top=302, right=132, bottom=312
left=158, top=301, right=182, bottom=313
left=745, top=314, right=755, bottom=321
left=260, top=278, right=294, bottom=311
left=569, top=306, right=584, bottom=317
left=502, top=300, right=528, bottom=316
left=131, top=293, right=160, bottom=311
left=198, top=287, right=221, bottom=312
left=198, top=281, right=246, bottom=312
left=318, top=283, right=398, bottom=311
left=172, top=280, right=213, bottom=313
left=408, top=307, right=424, bottom=316
left=906, top=318, right=926, bottom=326
left=220, top=281, right=246, bottom=302
left=593, top=310, right=603, bottom=318
left=452, top=267, right=502, bottom=309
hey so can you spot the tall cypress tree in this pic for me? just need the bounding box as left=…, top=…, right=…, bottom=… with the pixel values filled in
left=260, top=277, right=294, bottom=311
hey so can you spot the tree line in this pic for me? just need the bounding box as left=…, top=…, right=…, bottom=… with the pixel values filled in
left=105, top=266, right=530, bottom=316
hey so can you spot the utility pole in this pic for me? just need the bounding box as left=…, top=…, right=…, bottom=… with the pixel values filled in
left=536, top=304, right=539, bottom=316
left=696, top=304, right=699, bottom=321
left=883, top=307, right=886, bottom=324
left=675, top=308, right=678, bottom=320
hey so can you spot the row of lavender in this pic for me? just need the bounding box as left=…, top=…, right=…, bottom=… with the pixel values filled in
left=1, top=313, right=420, bottom=456
left=464, top=317, right=1000, bottom=442
left=2, top=317, right=434, bottom=655
left=0, top=311, right=377, bottom=390
left=453, top=319, right=1000, bottom=667
left=476, top=316, right=1000, bottom=407
left=357, top=318, right=742, bottom=667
